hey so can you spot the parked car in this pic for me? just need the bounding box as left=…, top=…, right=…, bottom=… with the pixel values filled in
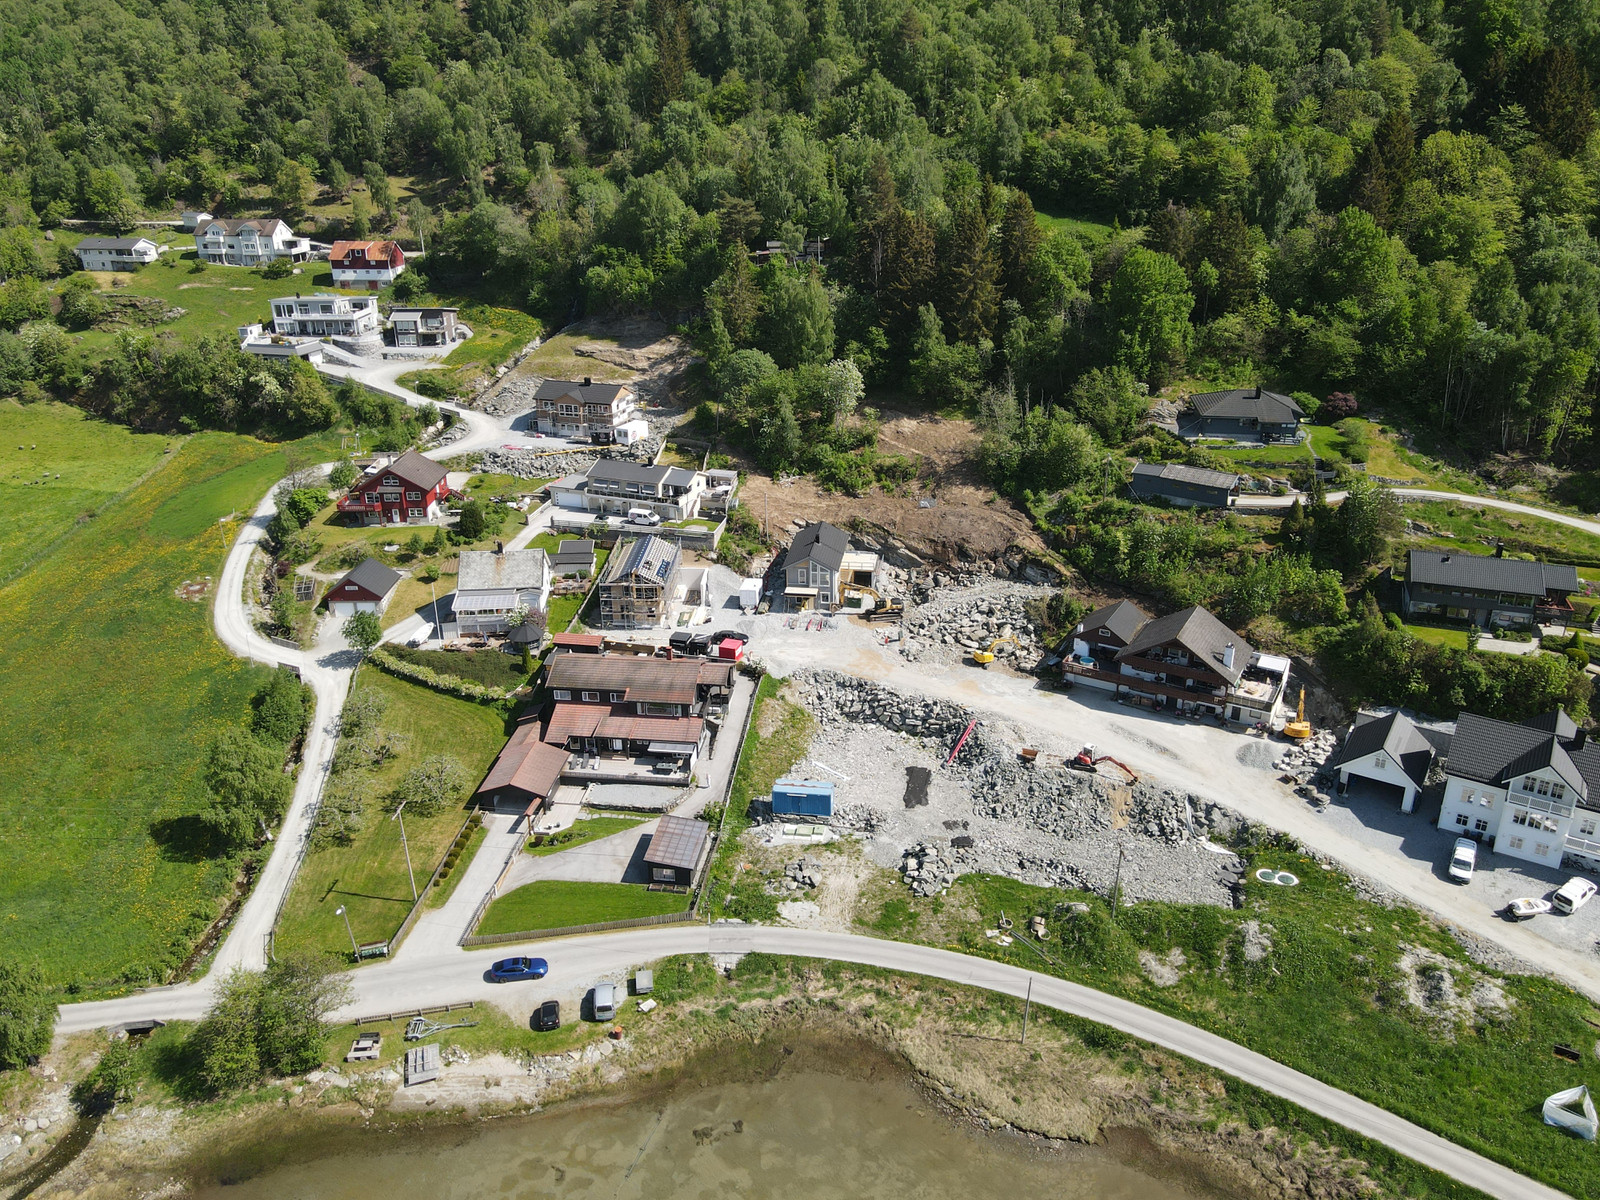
left=1447, top=837, right=1477, bottom=883
left=709, top=630, right=749, bottom=645
left=1553, top=877, right=1598, bottom=914
left=591, top=982, right=617, bottom=1021
left=669, top=630, right=702, bottom=654
left=626, top=508, right=662, bottom=526
left=489, top=956, right=549, bottom=982
left=533, top=999, right=561, bottom=1031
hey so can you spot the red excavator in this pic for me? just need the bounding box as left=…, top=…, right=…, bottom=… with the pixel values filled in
left=1067, top=743, right=1139, bottom=783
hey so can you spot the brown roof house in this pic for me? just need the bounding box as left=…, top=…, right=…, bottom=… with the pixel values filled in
left=642, top=815, right=710, bottom=886
left=475, top=721, right=570, bottom=817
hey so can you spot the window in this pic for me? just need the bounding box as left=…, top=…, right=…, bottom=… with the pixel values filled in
left=407, top=491, right=422, bottom=501
left=1580, top=818, right=1598, bottom=837
left=365, top=492, right=378, bottom=504
left=610, top=692, right=625, bottom=702
left=407, top=507, right=423, bottom=518
left=1552, top=783, right=1567, bottom=801
left=1508, top=835, right=1525, bottom=851
left=1537, top=779, right=1552, bottom=797
left=1374, top=753, right=1389, bottom=770
left=552, top=689, right=571, bottom=700
left=1535, top=842, right=1551, bottom=858
left=1480, top=793, right=1495, bottom=807
left=581, top=691, right=600, bottom=702
left=1460, top=789, right=1474, bottom=805
left=1454, top=813, right=1469, bottom=827
left=1474, top=818, right=1490, bottom=833
left=382, top=475, right=399, bottom=486
left=1522, top=776, right=1538, bottom=793
left=642, top=702, right=679, bottom=717
left=344, top=584, right=358, bottom=591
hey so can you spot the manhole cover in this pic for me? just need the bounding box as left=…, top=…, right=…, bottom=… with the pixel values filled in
left=1275, top=871, right=1300, bottom=886
left=1254, top=868, right=1278, bottom=883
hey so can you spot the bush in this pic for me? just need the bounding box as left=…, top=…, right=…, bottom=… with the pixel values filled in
left=367, top=647, right=512, bottom=702
left=250, top=666, right=314, bottom=746
left=71, top=1038, right=136, bottom=1115
left=329, top=461, right=359, bottom=490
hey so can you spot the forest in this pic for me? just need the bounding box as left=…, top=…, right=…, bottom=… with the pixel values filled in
left=0, top=0, right=1598, bottom=464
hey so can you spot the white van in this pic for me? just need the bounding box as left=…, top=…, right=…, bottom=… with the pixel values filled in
left=626, top=508, right=662, bottom=526
left=591, top=982, right=617, bottom=1021
left=1553, top=877, right=1597, bottom=914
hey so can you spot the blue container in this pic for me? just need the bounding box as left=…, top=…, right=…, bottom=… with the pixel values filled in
left=771, top=778, right=834, bottom=819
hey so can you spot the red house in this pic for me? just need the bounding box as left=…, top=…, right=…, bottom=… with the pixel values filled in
left=329, top=239, right=406, bottom=290
left=336, top=450, right=450, bottom=526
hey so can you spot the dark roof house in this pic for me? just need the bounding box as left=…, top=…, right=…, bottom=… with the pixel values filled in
left=1327, top=710, right=1442, bottom=810
left=1190, top=387, right=1305, bottom=423
left=1066, top=600, right=1152, bottom=659
left=1447, top=710, right=1600, bottom=803
left=1403, top=549, right=1581, bottom=627
left=475, top=721, right=570, bottom=814
left=1115, top=605, right=1254, bottom=685
left=534, top=378, right=631, bottom=405
left=643, top=814, right=710, bottom=884
left=323, top=557, right=401, bottom=615
left=1128, top=462, right=1241, bottom=508
left=786, top=522, right=850, bottom=575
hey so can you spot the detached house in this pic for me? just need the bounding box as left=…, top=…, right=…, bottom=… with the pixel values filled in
left=1437, top=709, right=1600, bottom=871
left=329, top=240, right=405, bottom=289
left=1061, top=604, right=1292, bottom=726
left=596, top=536, right=681, bottom=629
left=324, top=557, right=402, bottom=618
left=454, top=548, right=552, bottom=638
left=533, top=378, right=644, bottom=443
left=1402, top=548, right=1580, bottom=629
left=389, top=306, right=462, bottom=347
left=1183, top=387, right=1305, bottom=443
left=74, top=236, right=160, bottom=271
left=1327, top=711, right=1446, bottom=813
left=548, top=459, right=707, bottom=523
left=336, top=450, right=450, bottom=526
left=779, top=522, right=880, bottom=610
left=267, top=293, right=381, bottom=342
left=195, top=218, right=310, bottom=266
left=1129, top=462, right=1240, bottom=508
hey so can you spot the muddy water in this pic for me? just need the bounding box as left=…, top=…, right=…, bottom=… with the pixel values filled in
left=188, top=1060, right=1216, bottom=1200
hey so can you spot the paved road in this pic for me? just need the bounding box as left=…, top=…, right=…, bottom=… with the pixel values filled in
left=1240, top=486, right=1600, bottom=538
left=57, top=924, right=1570, bottom=1200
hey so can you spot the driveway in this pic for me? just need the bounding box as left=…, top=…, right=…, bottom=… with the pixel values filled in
left=499, top=819, right=661, bottom=891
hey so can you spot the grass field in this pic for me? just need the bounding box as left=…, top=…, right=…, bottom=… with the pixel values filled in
left=477, top=879, right=690, bottom=935
left=273, top=667, right=507, bottom=958
left=0, top=426, right=341, bottom=989
left=1033, top=207, right=1118, bottom=245
left=513, top=332, right=632, bottom=383
left=866, top=859, right=1600, bottom=1200
left=386, top=644, right=530, bottom=688
left=1400, top=498, right=1600, bottom=565
left=527, top=815, right=645, bottom=856
left=0, top=400, right=173, bottom=580
left=1402, top=622, right=1471, bottom=649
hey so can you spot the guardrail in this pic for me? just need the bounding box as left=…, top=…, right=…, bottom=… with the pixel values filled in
left=460, top=905, right=699, bottom=948
left=348, top=1000, right=477, bottom=1026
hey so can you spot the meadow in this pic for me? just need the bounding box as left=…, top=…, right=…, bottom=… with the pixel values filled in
left=0, top=424, right=340, bottom=989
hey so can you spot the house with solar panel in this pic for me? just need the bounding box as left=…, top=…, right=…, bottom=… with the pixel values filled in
left=596, top=535, right=681, bottom=628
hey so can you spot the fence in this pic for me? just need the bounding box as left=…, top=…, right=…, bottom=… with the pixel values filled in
left=460, top=905, right=699, bottom=948
left=348, top=1000, right=477, bottom=1027
left=702, top=668, right=765, bottom=922
left=386, top=812, right=480, bottom=956
left=458, top=815, right=530, bottom=944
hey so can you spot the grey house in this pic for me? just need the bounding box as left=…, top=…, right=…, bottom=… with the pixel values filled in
left=780, top=521, right=880, bottom=609
left=1402, top=549, right=1581, bottom=629
left=1184, top=387, right=1305, bottom=443
left=1129, top=462, right=1240, bottom=508
left=551, top=538, right=597, bottom=577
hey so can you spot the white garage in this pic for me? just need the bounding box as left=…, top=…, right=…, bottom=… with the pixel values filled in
left=1327, top=710, right=1441, bottom=814
left=325, top=557, right=402, bottom=618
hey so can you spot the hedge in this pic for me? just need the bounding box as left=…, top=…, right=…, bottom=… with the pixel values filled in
left=367, top=648, right=514, bottom=703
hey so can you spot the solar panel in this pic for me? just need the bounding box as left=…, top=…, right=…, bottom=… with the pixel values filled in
left=656, top=558, right=670, bottom=578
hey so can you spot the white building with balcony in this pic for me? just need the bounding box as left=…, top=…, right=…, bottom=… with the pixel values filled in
left=1436, top=709, right=1600, bottom=870
left=547, top=459, right=709, bottom=522
left=195, top=217, right=310, bottom=266
left=75, top=236, right=161, bottom=271
left=267, top=293, right=380, bottom=341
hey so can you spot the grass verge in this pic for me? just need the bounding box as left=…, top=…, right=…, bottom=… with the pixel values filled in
left=476, top=880, right=690, bottom=935
left=526, top=815, right=645, bottom=856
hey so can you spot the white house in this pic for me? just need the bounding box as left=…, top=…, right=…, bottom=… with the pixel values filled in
left=267, top=293, right=380, bottom=341
left=75, top=237, right=160, bottom=271
left=454, top=548, right=552, bottom=638
left=1436, top=709, right=1600, bottom=870
left=195, top=218, right=310, bottom=266
left=547, top=459, right=711, bottom=523
left=329, top=240, right=406, bottom=289
left=1327, top=711, right=1441, bottom=813
left=180, top=210, right=213, bottom=232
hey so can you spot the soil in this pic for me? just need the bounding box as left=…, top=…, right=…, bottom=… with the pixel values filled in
left=734, top=412, right=1044, bottom=567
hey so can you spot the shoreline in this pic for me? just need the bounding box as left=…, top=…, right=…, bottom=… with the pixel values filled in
left=15, top=961, right=1407, bottom=1200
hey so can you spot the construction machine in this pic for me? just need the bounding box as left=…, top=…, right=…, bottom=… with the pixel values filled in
left=972, top=635, right=1022, bottom=666
left=1067, top=743, right=1139, bottom=783
left=842, top=583, right=904, bottom=620
left=1282, top=687, right=1313, bottom=741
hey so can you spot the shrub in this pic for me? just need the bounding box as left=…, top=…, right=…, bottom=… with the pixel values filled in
left=367, top=647, right=512, bottom=702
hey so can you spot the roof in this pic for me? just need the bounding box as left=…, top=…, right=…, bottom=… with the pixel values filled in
left=545, top=653, right=722, bottom=705
left=785, top=522, right=850, bottom=574
left=589, top=459, right=672, bottom=486
left=544, top=703, right=606, bottom=743
left=77, top=236, right=154, bottom=251
left=330, top=239, right=400, bottom=263
left=1076, top=599, right=1152, bottom=646
left=200, top=217, right=292, bottom=235
left=599, top=536, right=680, bottom=586
left=596, top=713, right=704, bottom=742
left=1116, top=605, right=1254, bottom=684
left=333, top=556, right=402, bottom=600
left=551, top=632, right=604, bottom=649
left=552, top=539, right=596, bottom=563
left=476, top=724, right=569, bottom=799
left=1445, top=710, right=1599, bottom=801
left=1328, top=712, right=1438, bottom=788
left=1129, top=461, right=1241, bottom=500
left=458, top=549, right=549, bottom=593
left=388, top=306, right=458, bottom=317
left=1407, top=549, right=1580, bottom=598
left=643, top=815, right=709, bottom=871
left=357, top=450, right=448, bottom=493
left=1189, top=387, right=1305, bottom=424
left=535, top=379, right=630, bottom=404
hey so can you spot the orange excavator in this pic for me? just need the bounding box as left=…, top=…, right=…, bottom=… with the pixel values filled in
left=1067, top=743, right=1139, bottom=783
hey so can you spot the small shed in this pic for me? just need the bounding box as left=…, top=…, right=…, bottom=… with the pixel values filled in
left=551, top=631, right=605, bottom=654
left=552, top=538, right=598, bottom=577
left=714, top=637, right=745, bottom=661
left=771, top=778, right=834, bottom=820
left=1327, top=711, right=1440, bottom=813
left=642, top=814, right=710, bottom=886
left=325, top=557, right=403, bottom=617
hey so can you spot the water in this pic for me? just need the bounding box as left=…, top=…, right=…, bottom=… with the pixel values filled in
left=187, top=1051, right=1216, bottom=1200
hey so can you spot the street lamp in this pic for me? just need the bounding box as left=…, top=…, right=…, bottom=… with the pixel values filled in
left=392, top=802, right=418, bottom=902
left=334, top=904, right=358, bottom=957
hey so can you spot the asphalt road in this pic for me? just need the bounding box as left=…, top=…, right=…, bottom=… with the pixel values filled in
left=58, top=924, right=1571, bottom=1200
left=1241, top=485, right=1600, bottom=538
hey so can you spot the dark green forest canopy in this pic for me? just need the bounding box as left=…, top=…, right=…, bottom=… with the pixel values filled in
left=4, top=0, right=1600, bottom=456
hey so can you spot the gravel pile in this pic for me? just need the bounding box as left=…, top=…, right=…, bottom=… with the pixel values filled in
left=791, top=670, right=1249, bottom=906
left=898, top=580, right=1052, bottom=666
left=477, top=441, right=662, bottom=480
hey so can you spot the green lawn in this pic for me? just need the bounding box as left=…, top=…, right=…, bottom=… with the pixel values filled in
left=512, top=331, right=632, bottom=383
left=0, top=427, right=341, bottom=989
left=1399, top=498, right=1600, bottom=565
left=0, top=400, right=173, bottom=580
left=1033, top=206, right=1118, bottom=245
left=526, top=815, right=645, bottom=856
left=1212, top=441, right=1314, bottom=469
left=386, top=643, right=531, bottom=688
left=1402, top=622, right=1471, bottom=649
left=477, top=879, right=691, bottom=935
left=273, top=667, right=507, bottom=958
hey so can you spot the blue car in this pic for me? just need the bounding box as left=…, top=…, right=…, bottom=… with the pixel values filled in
left=489, top=956, right=548, bottom=982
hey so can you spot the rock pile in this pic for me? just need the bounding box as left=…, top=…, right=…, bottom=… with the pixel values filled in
left=795, top=670, right=972, bottom=742
left=901, top=841, right=960, bottom=896
left=477, top=441, right=663, bottom=480
left=782, top=857, right=820, bottom=890
left=1274, top=729, right=1342, bottom=806
left=895, top=581, right=1052, bottom=666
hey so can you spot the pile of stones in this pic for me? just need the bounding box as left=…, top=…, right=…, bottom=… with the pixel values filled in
left=795, top=670, right=972, bottom=742
left=782, top=857, right=820, bottom=890
left=1274, top=729, right=1342, bottom=805
left=896, top=582, right=1053, bottom=664
left=901, top=841, right=960, bottom=897
left=477, top=440, right=663, bottom=480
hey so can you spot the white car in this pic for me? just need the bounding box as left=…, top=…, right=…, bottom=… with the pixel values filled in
left=1553, top=877, right=1597, bottom=914
left=1447, top=837, right=1477, bottom=883
left=626, top=508, right=662, bottom=526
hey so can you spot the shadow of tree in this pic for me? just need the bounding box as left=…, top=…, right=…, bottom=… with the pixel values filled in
left=149, top=815, right=227, bottom=863
left=144, top=1031, right=211, bottom=1103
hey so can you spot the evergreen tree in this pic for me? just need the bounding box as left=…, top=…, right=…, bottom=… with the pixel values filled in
left=997, top=190, right=1045, bottom=314
left=1352, top=108, right=1415, bottom=230
left=1523, top=46, right=1596, bottom=157
left=649, top=0, right=690, bottom=113
left=941, top=201, right=999, bottom=343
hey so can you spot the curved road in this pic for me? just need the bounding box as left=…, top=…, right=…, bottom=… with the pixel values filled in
left=58, top=925, right=1569, bottom=1200
left=1241, top=486, right=1600, bottom=538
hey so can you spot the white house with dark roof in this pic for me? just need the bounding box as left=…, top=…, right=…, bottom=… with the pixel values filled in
left=1128, top=462, right=1241, bottom=508
left=1327, top=711, right=1445, bottom=813
left=547, top=459, right=708, bottom=522
left=454, top=548, right=552, bottom=637
left=195, top=217, right=310, bottom=266
left=1402, top=548, right=1581, bottom=629
left=780, top=521, right=879, bottom=610
left=1436, top=709, right=1600, bottom=869
left=1182, top=387, right=1305, bottom=443
left=533, top=378, right=643, bottom=442
left=1065, top=599, right=1152, bottom=662
left=75, top=236, right=160, bottom=271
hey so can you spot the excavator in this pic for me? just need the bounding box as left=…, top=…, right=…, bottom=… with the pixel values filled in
left=1282, top=686, right=1313, bottom=741
left=841, top=583, right=904, bottom=621
left=972, top=634, right=1021, bottom=666
left=1067, top=743, right=1139, bottom=783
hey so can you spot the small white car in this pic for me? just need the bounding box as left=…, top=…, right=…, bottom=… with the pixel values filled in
left=1553, top=877, right=1597, bottom=914
left=1447, top=837, right=1477, bottom=883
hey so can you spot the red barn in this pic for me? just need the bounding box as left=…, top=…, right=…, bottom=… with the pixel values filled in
left=336, top=450, right=450, bottom=526
left=329, top=239, right=406, bottom=290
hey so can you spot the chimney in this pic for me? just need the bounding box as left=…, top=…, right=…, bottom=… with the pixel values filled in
left=1222, top=643, right=1236, bottom=671
left=1574, top=729, right=1588, bottom=751
left=583, top=376, right=592, bottom=387
left=1251, top=385, right=1261, bottom=398
left=495, top=540, right=504, bottom=555
left=1495, top=540, right=1505, bottom=558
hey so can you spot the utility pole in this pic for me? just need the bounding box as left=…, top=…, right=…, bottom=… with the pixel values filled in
left=1021, top=976, right=1033, bottom=1046
left=392, top=802, right=418, bottom=902
left=335, top=904, right=358, bottom=956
